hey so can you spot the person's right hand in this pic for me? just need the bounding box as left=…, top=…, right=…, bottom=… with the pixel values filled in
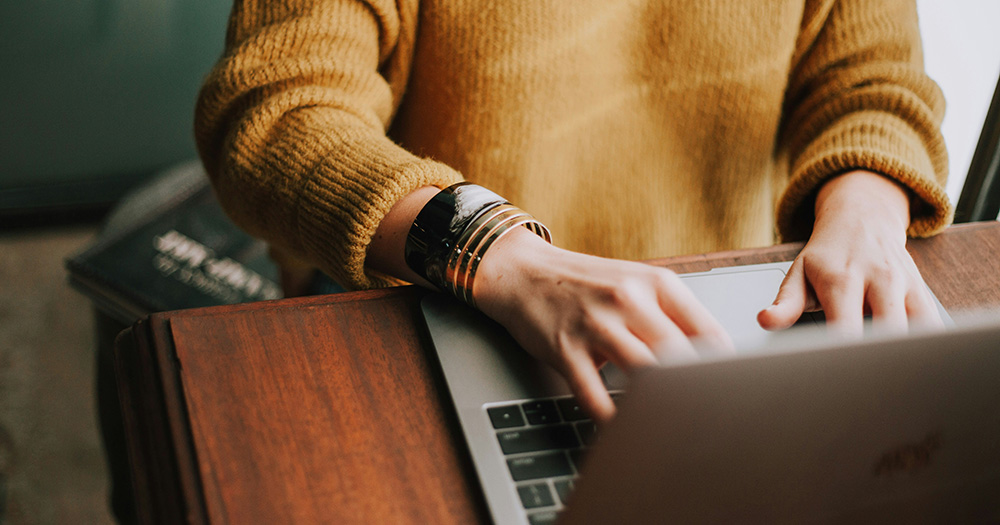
left=474, top=227, right=733, bottom=423
left=363, top=186, right=732, bottom=423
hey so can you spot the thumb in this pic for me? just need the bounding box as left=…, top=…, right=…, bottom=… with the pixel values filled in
left=758, top=258, right=809, bottom=331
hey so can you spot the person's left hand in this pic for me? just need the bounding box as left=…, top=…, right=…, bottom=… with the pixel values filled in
left=757, top=170, right=944, bottom=337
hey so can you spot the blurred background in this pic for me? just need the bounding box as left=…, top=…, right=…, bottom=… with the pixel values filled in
left=1, top=1, right=998, bottom=523
left=0, top=1, right=231, bottom=523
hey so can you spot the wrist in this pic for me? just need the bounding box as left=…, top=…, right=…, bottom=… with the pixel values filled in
left=474, top=226, right=557, bottom=317
left=402, top=182, right=552, bottom=306
left=367, top=185, right=440, bottom=288
left=815, top=170, right=910, bottom=232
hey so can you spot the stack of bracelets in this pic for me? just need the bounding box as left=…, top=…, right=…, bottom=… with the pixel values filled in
left=405, top=182, right=552, bottom=307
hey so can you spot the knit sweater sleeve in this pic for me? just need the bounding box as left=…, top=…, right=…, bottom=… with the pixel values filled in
left=195, top=0, right=463, bottom=290
left=776, top=0, right=952, bottom=241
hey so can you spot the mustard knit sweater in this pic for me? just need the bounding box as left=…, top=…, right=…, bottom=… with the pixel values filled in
left=195, top=0, right=952, bottom=290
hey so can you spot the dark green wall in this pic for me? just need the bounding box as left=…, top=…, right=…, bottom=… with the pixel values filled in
left=0, top=1, right=231, bottom=212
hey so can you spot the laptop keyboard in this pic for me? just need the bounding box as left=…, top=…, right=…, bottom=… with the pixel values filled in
left=485, top=392, right=623, bottom=525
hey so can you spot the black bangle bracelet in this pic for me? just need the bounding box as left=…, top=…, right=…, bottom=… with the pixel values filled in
left=405, top=183, right=507, bottom=290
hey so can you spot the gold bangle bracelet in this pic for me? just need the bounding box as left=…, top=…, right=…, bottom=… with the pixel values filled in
left=463, top=217, right=549, bottom=307
left=454, top=210, right=532, bottom=303
left=450, top=209, right=551, bottom=307
left=447, top=204, right=521, bottom=286
left=412, top=183, right=551, bottom=306
left=445, top=205, right=525, bottom=298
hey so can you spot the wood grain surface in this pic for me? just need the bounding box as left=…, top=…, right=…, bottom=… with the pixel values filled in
left=118, top=222, right=1000, bottom=524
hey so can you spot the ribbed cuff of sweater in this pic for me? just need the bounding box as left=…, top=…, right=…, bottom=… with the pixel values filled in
left=777, top=111, right=953, bottom=242
left=296, top=150, right=463, bottom=291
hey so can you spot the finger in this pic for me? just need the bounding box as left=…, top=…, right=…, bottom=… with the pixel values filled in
left=905, top=283, right=945, bottom=331
left=616, top=289, right=718, bottom=358
left=588, top=319, right=659, bottom=372
left=638, top=313, right=702, bottom=363
left=865, top=278, right=908, bottom=336
left=813, top=270, right=865, bottom=338
left=758, top=258, right=812, bottom=331
left=559, top=353, right=615, bottom=423
left=649, top=333, right=701, bottom=364
left=653, top=273, right=733, bottom=350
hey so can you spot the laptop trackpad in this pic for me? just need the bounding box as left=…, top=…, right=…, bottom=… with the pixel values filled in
left=602, top=266, right=796, bottom=390
left=682, top=267, right=794, bottom=347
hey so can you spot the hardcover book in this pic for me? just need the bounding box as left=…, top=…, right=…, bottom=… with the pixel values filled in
left=66, top=162, right=282, bottom=324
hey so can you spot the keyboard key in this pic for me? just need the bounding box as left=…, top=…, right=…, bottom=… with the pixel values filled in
left=497, top=425, right=580, bottom=455
left=576, top=421, right=597, bottom=447
left=517, top=482, right=555, bottom=509
left=553, top=479, right=575, bottom=505
left=507, top=452, right=573, bottom=481
left=528, top=511, right=560, bottom=525
left=487, top=405, right=525, bottom=429
left=556, top=397, right=588, bottom=422
left=522, top=400, right=560, bottom=425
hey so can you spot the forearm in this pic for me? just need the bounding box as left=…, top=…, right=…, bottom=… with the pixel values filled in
left=197, top=1, right=464, bottom=290
left=776, top=0, right=950, bottom=242
left=366, top=186, right=440, bottom=288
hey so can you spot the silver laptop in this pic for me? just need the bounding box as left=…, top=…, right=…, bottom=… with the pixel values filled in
left=420, top=262, right=993, bottom=524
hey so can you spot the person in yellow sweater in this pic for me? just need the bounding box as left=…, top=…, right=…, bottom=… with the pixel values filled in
left=196, top=0, right=952, bottom=421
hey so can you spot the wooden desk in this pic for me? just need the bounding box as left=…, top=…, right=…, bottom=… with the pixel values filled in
left=115, top=222, right=1000, bottom=524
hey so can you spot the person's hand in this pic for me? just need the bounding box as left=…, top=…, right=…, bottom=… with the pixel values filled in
left=758, top=170, right=943, bottom=337
left=475, top=228, right=732, bottom=423
left=365, top=185, right=731, bottom=423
